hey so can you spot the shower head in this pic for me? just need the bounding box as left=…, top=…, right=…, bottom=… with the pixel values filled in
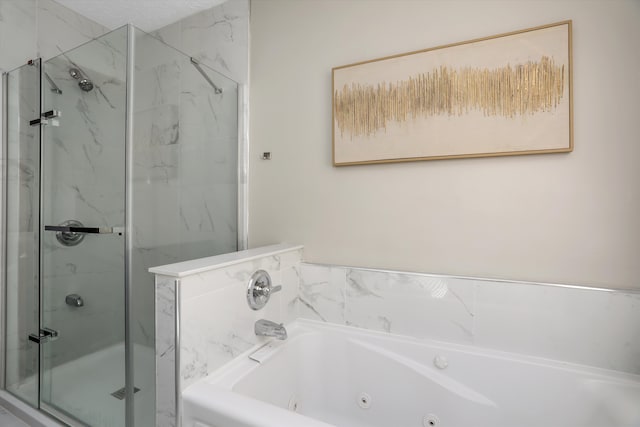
left=78, top=78, right=94, bottom=92
left=69, top=67, right=94, bottom=92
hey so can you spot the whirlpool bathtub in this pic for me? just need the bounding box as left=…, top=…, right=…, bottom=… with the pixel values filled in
left=183, top=320, right=640, bottom=427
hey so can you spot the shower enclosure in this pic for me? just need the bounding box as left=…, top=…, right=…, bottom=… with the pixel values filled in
left=2, top=25, right=241, bottom=426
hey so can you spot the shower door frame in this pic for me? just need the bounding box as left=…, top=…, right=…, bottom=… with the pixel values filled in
left=1, top=70, right=9, bottom=394
left=124, top=24, right=135, bottom=427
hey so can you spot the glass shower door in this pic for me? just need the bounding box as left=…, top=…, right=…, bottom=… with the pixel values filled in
left=38, top=27, right=128, bottom=426
left=4, top=59, right=42, bottom=408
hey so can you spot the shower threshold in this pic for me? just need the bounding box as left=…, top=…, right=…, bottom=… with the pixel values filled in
left=0, top=391, right=62, bottom=426
left=7, top=343, right=153, bottom=426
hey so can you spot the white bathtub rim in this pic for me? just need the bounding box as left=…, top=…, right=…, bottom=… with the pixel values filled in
left=183, top=319, right=640, bottom=427
left=297, top=319, right=640, bottom=380
left=195, top=318, right=640, bottom=390
left=183, top=383, right=335, bottom=427
left=195, top=321, right=321, bottom=389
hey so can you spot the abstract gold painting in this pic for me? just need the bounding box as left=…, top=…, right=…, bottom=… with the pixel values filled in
left=332, top=21, right=573, bottom=166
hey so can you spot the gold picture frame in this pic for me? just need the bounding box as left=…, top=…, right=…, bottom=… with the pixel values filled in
left=332, top=21, right=573, bottom=166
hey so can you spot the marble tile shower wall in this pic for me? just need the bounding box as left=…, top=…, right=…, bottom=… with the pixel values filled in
left=147, top=0, right=249, bottom=293
left=36, top=0, right=110, bottom=60
left=0, top=0, right=109, bottom=73
left=0, top=0, right=36, bottom=71
left=152, top=0, right=249, bottom=84
left=294, top=263, right=640, bottom=374
left=132, top=32, right=184, bottom=349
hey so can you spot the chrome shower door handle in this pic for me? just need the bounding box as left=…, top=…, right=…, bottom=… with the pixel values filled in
left=269, top=285, right=282, bottom=295
left=45, top=220, right=124, bottom=247
left=28, top=327, right=59, bottom=344
left=44, top=225, right=124, bottom=234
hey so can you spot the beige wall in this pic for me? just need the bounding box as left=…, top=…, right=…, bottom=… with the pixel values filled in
left=249, top=0, right=640, bottom=290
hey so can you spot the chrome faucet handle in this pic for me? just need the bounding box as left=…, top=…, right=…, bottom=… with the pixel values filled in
left=247, top=270, right=281, bottom=310
left=268, top=285, right=282, bottom=295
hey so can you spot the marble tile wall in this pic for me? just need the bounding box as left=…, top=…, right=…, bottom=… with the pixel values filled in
left=153, top=244, right=302, bottom=427
left=152, top=0, right=249, bottom=84
left=0, top=0, right=37, bottom=72
left=150, top=0, right=250, bottom=264
left=293, top=263, right=640, bottom=374
left=35, top=0, right=110, bottom=60
left=0, top=0, right=110, bottom=73
left=131, top=30, right=184, bottom=353
left=147, top=0, right=249, bottom=263
left=293, top=264, right=476, bottom=344
left=155, top=276, right=177, bottom=427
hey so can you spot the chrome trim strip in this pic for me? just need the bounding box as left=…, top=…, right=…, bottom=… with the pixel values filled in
left=237, top=83, right=249, bottom=251
left=124, top=24, right=135, bottom=427
left=301, top=262, right=640, bottom=294
left=174, top=279, right=181, bottom=427
left=36, top=58, right=44, bottom=409
left=1, top=71, right=9, bottom=389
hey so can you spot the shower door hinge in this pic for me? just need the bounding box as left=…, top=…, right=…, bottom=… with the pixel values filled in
left=29, top=110, right=61, bottom=127
left=28, top=327, right=59, bottom=344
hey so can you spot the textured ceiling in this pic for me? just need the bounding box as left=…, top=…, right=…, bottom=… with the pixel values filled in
left=54, top=0, right=228, bottom=32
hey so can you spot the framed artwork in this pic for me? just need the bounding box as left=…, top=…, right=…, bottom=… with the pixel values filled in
left=332, top=21, right=573, bottom=166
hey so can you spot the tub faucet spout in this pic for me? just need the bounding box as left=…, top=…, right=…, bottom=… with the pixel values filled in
left=255, top=319, right=287, bottom=340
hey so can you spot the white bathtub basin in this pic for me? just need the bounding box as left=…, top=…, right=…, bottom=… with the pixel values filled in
left=183, top=319, right=640, bottom=427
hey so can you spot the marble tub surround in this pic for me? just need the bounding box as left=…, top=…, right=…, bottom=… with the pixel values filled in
left=294, top=264, right=476, bottom=344
left=153, top=243, right=302, bottom=427
left=154, top=276, right=178, bottom=427
left=154, top=247, right=639, bottom=426
left=293, top=263, right=640, bottom=375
